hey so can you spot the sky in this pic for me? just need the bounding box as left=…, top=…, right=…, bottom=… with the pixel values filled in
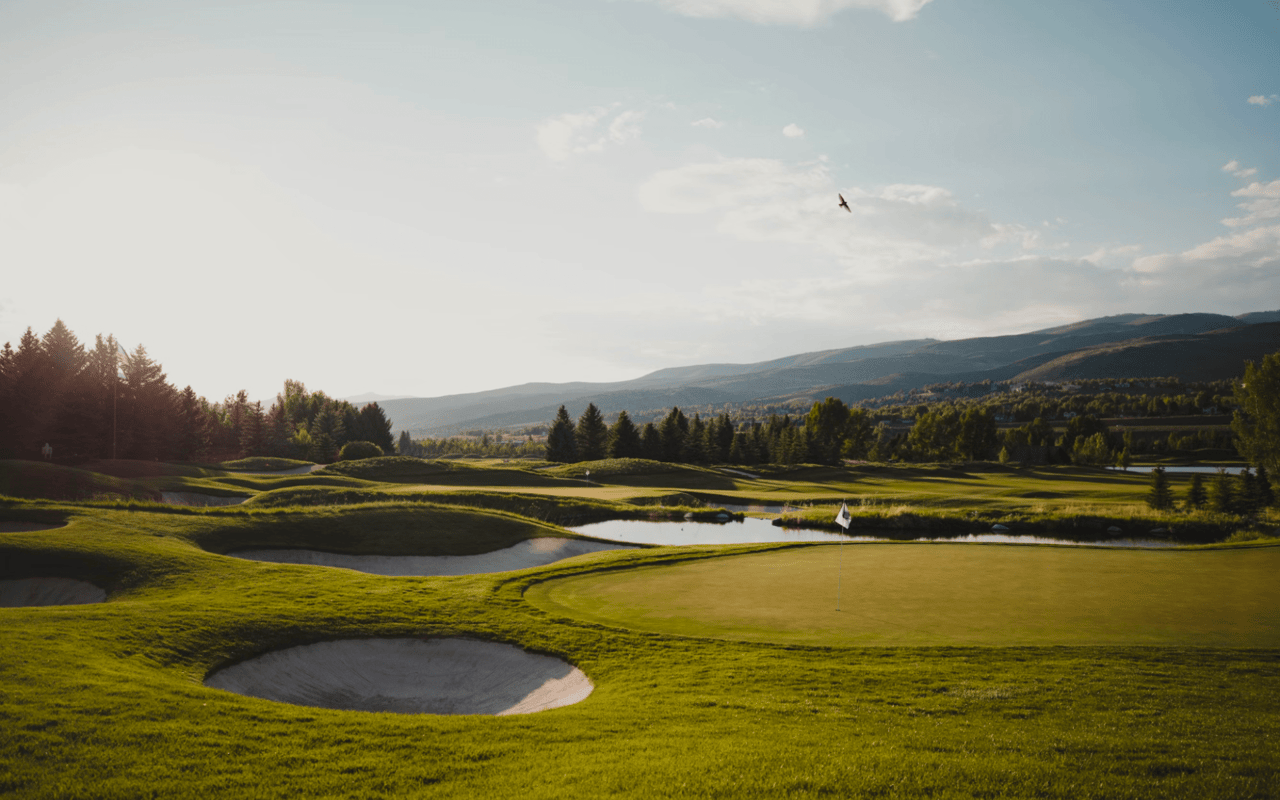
left=1, top=0, right=1277, bottom=404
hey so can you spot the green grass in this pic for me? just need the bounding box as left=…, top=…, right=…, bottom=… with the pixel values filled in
left=526, top=542, right=1280, bottom=647
left=2, top=459, right=1279, bottom=797
left=217, top=457, right=316, bottom=471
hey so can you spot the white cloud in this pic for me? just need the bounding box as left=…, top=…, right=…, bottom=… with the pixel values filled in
left=1247, top=94, right=1278, bottom=106
left=634, top=0, right=935, bottom=25
left=637, top=157, right=1036, bottom=272
left=782, top=123, right=805, bottom=138
left=1222, top=160, right=1258, bottom=179
left=691, top=117, right=724, bottom=128
left=1223, top=180, right=1280, bottom=228
left=535, top=106, right=644, bottom=161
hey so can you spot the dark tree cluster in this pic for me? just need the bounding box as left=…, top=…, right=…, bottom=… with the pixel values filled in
left=0, top=320, right=394, bottom=463
left=544, top=399, right=878, bottom=466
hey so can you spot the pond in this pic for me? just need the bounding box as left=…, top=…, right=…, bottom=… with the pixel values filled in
left=569, top=518, right=1178, bottom=548
left=1108, top=465, right=1249, bottom=474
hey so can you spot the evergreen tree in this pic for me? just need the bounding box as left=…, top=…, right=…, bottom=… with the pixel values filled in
left=658, top=407, right=688, bottom=462
left=805, top=397, right=850, bottom=464
left=639, top=422, right=661, bottom=461
left=309, top=405, right=346, bottom=463
left=1146, top=466, right=1173, bottom=510
left=607, top=410, right=642, bottom=459
left=1208, top=468, right=1235, bottom=514
left=1257, top=466, right=1275, bottom=508
left=239, top=401, right=265, bottom=458
left=1186, top=472, right=1207, bottom=510
left=684, top=414, right=708, bottom=463
left=1237, top=469, right=1260, bottom=514
left=574, top=403, right=608, bottom=461
left=354, top=403, right=396, bottom=454
left=546, top=406, right=578, bottom=463
left=398, top=430, right=413, bottom=455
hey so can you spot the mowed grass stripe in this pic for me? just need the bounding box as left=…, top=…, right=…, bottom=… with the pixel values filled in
left=526, top=543, right=1280, bottom=647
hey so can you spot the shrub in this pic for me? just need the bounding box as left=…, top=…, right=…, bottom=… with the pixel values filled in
left=338, top=441, right=384, bottom=461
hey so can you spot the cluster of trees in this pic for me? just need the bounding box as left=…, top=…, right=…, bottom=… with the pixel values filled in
left=1148, top=466, right=1275, bottom=514
left=396, top=431, right=545, bottom=460
left=0, top=320, right=394, bottom=463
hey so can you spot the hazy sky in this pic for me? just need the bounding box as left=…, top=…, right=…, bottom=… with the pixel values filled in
left=2, top=0, right=1277, bottom=403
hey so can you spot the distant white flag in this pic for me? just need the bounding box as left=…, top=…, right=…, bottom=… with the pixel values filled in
left=835, top=501, right=852, bottom=530
left=116, top=343, right=131, bottom=380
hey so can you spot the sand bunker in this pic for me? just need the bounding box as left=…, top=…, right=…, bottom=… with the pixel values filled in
left=0, top=578, right=106, bottom=607
left=205, top=638, right=592, bottom=715
left=160, top=492, right=249, bottom=507
left=228, top=537, right=632, bottom=576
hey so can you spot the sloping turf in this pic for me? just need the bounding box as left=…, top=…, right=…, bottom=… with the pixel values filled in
left=526, top=543, right=1280, bottom=647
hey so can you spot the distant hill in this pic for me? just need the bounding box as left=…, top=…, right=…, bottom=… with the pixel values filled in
left=378, top=311, right=1280, bottom=435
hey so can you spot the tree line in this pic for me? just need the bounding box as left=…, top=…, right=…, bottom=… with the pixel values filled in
left=542, top=349, right=1279, bottom=473
left=0, top=320, right=394, bottom=463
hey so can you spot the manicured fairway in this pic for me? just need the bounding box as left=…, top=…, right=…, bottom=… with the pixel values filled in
left=526, top=543, right=1280, bottom=647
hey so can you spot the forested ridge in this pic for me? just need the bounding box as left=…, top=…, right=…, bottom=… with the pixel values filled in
left=0, top=320, right=394, bottom=463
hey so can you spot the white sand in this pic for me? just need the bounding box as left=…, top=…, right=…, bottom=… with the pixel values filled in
left=160, top=492, right=249, bottom=507
left=0, top=578, right=106, bottom=607
left=228, top=537, right=633, bottom=576
left=205, top=638, right=593, bottom=715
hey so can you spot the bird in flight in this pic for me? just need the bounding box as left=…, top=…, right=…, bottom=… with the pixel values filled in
left=838, top=193, right=851, bottom=212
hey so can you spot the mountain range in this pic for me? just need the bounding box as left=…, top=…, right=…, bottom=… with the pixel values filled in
left=379, top=311, right=1280, bottom=436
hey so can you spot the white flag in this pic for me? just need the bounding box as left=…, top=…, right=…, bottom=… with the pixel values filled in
left=835, top=501, right=852, bottom=530
left=116, top=343, right=131, bottom=380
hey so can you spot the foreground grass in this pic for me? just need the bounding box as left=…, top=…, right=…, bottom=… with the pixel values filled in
left=0, top=506, right=1277, bottom=798
left=527, top=542, right=1280, bottom=647
left=2, top=461, right=1278, bottom=798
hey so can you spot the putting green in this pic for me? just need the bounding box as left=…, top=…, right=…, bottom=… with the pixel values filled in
left=525, top=543, right=1280, bottom=647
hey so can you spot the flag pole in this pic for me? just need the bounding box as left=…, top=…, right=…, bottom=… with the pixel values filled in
left=834, top=499, right=851, bottom=612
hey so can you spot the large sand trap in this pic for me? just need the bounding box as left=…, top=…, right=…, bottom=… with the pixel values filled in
left=0, top=578, right=106, bottom=607
left=205, top=638, right=592, bottom=715
left=228, top=537, right=632, bottom=576
left=160, top=492, right=249, bottom=507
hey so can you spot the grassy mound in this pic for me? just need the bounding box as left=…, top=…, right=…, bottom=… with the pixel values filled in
left=76, top=460, right=221, bottom=479
left=218, top=457, right=315, bottom=471
left=0, top=460, right=161, bottom=502
left=546, top=459, right=742, bottom=489
left=323, top=456, right=583, bottom=487
left=190, top=504, right=574, bottom=557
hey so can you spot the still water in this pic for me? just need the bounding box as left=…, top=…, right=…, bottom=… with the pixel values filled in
left=570, top=518, right=1176, bottom=548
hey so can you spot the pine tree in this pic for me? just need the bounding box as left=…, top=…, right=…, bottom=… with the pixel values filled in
left=546, top=406, right=578, bottom=463
left=574, top=403, right=608, bottom=461
left=398, top=430, right=413, bottom=455
left=658, top=407, right=688, bottom=462
left=1257, top=466, right=1275, bottom=508
left=1146, top=466, right=1172, bottom=510
left=1186, top=472, right=1207, bottom=510
left=1237, top=469, right=1259, bottom=514
left=607, top=410, right=642, bottom=459
left=355, top=403, right=395, bottom=454
left=1208, top=468, right=1235, bottom=514
left=684, top=414, right=708, bottom=463
left=639, top=422, right=661, bottom=461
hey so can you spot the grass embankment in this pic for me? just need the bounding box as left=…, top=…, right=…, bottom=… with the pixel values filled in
left=0, top=506, right=1276, bottom=798
left=0, top=460, right=161, bottom=502
left=527, top=542, right=1280, bottom=647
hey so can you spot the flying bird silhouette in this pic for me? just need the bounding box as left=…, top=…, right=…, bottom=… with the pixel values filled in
left=838, top=193, right=850, bottom=212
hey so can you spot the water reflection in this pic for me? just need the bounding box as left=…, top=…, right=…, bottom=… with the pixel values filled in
left=570, top=518, right=1177, bottom=548
left=1108, top=465, right=1247, bottom=474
